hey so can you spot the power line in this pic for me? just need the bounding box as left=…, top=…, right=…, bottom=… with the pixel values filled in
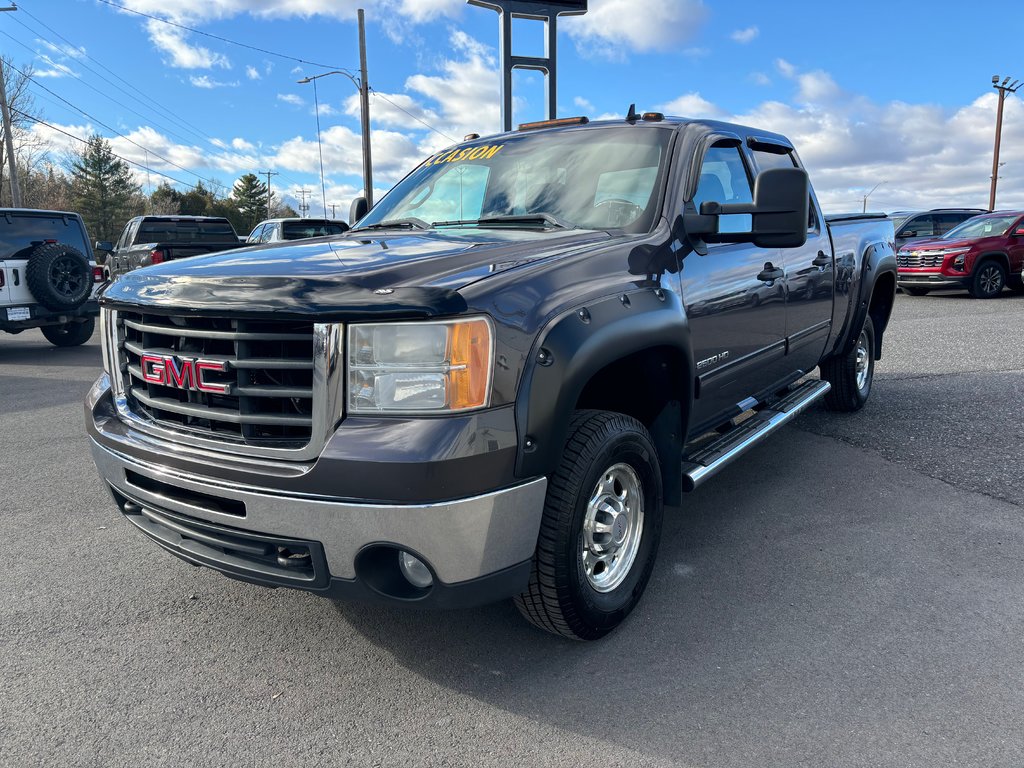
left=91, top=0, right=354, bottom=72
left=369, top=89, right=457, bottom=143
left=5, top=59, right=227, bottom=189
left=11, top=106, right=199, bottom=190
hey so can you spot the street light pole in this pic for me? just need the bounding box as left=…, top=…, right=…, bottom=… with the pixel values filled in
left=989, top=75, right=1020, bottom=211
left=297, top=9, right=374, bottom=211
left=862, top=181, right=886, bottom=213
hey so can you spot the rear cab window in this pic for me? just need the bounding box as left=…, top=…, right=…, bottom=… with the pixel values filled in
left=281, top=222, right=349, bottom=240
left=136, top=219, right=239, bottom=244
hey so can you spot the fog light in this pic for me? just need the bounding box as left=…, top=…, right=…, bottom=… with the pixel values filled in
left=398, top=551, right=433, bottom=589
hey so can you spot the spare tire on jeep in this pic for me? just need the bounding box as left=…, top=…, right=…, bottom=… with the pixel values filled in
left=25, top=242, right=91, bottom=311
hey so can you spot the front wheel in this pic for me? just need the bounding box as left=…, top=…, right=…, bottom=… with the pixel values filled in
left=41, top=317, right=95, bottom=347
left=514, top=410, right=664, bottom=641
left=969, top=260, right=1006, bottom=299
left=820, top=316, right=875, bottom=412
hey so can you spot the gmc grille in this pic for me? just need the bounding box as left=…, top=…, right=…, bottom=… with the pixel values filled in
left=118, top=311, right=318, bottom=450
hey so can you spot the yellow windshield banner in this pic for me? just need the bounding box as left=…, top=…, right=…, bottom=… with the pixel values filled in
left=423, top=144, right=505, bottom=167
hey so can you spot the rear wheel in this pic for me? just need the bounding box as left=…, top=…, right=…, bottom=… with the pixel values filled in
left=820, top=316, right=875, bottom=412
left=25, top=242, right=92, bottom=311
left=41, top=317, right=95, bottom=347
left=902, top=287, right=930, bottom=297
left=969, top=260, right=1006, bottom=299
left=514, top=410, right=664, bottom=641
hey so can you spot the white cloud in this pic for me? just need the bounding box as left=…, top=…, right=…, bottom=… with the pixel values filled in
left=775, top=58, right=797, bottom=78
left=231, top=137, right=256, bottom=152
left=345, top=91, right=441, bottom=131
left=146, top=20, right=230, bottom=69
left=574, top=97, right=596, bottom=113
left=245, top=65, right=261, bottom=80
left=273, top=125, right=422, bottom=184
left=730, top=26, right=759, bottom=44
left=750, top=72, right=771, bottom=87
left=658, top=92, right=724, bottom=119
left=564, top=0, right=709, bottom=58
left=659, top=84, right=1024, bottom=212
left=277, top=93, right=305, bottom=106
left=190, top=75, right=238, bottom=89
left=316, top=103, right=338, bottom=116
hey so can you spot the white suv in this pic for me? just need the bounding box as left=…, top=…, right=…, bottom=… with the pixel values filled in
left=1, top=209, right=103, bottom=347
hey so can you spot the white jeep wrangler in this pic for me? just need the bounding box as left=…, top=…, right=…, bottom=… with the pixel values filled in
left=1, top=209, right=102, bottom=347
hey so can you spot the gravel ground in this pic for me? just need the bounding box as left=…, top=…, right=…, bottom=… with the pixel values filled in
left=1, top=290, right=1023, bottom=767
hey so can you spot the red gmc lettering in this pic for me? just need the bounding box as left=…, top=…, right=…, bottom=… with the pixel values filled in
left=139, top=354, right=228, bottom=394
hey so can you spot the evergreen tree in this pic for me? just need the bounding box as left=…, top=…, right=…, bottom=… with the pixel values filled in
left=231, top=173, right=270, bottom=232
left=69, top=135, right=142, bottom=242
left=179, top=181, right=214, bottom=216
left=148, top=182, right=182, bottom=215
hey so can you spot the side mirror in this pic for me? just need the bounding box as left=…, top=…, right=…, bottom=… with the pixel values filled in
left=900, top=230, right=917, bottom=238
left=350, top=196, right=369, bottom=226
left=684, top=167, right=810, bottom=249
left=1014, top=226, right=1024, bottom=236
left=95, top=240, right=114, bottom=253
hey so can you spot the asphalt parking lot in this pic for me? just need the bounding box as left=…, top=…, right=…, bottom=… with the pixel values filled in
left=2, top=290, right=1023, bottom=767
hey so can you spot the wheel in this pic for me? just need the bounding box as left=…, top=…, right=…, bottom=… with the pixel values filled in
left=968, top=260, right=1006, bottom=299
left=902, top=287, right=930, bottom=297
left=41, top=317, right=95, bottom=347
left=25, top=242, right=91, bottom=311
left=514, top=410, right=664, bottom=641
left=820, top=316, right=875, bottom=412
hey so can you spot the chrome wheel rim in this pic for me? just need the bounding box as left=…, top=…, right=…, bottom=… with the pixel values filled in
left=582, top=462, right=644, bottom=593
left=979, top=266, right=1002, bottom=295
left=855, top=330, right=871, bottom=392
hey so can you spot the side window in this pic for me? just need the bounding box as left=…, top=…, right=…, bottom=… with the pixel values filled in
left=693, top=144, right=753, bottom=235
left=247, top=224, right=265, bottom=243
left=903, top=215, right=936, bottom=238
left=937, top=213, right=970, bottom=234
left=751, top=147, right=817, bottom=231
left=259, top=224, right=276, bottom=243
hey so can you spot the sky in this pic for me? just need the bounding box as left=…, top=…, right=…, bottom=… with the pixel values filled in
left=2, top=0, right=1024, bottom=224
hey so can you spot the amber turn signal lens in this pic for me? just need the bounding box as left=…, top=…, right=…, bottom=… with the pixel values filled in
left=448, top=318, right=491, bottom=410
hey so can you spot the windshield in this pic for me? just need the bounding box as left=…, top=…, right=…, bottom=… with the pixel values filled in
left=889, top=214, right=913, bottom=231
left=356, top=126, right=672, bottom=233
left=942, top=215, right=1018, bottom=240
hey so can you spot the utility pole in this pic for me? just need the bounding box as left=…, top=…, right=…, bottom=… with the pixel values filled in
left=296, top=8, right=374, bottom=209
left=298, top=188, right=311, bottom=218
left=357, top=8, right=373, bottom=207
left=0, top=3, right=23, bottom=207
left=259, top=170, right=278, bottom=220
left=329, top=202, right=337, bottom=219
left=989, top=75, right=1020, bottom=211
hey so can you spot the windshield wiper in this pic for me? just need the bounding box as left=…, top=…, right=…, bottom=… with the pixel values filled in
left=432, top=214, right=576, bottom=230
left=353, top=217, right=430, bottom=231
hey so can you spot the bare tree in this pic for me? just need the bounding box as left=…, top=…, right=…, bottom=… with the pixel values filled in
left=0, top=56, right=40, bottom=207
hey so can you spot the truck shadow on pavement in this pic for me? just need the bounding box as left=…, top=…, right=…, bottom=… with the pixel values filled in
left=0, top=342, right=102, bottom=369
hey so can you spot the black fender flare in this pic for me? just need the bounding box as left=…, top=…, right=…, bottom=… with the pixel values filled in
left=514, top=286, right=693, bottom=480
left=838, top=240, right=896, bottom=359
left=973, top=251, right=1011, bottom=275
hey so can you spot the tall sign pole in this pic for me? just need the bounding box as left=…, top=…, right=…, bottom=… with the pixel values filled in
left=989, top=75, right=1020, bottom=211
left=468, top=1, right=588, bottom=132
left=0, top=4, right=23, bottom=207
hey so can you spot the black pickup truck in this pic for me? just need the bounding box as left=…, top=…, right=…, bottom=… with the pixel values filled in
left=87, top=115, right=896, bottom=640
left=98, top=215, right=244, bottom=280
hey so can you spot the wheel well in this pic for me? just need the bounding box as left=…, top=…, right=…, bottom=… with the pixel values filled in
left=868, top=272, right=896, bottom=360
left=974, top=252, right=1010, bottom=275
left=575, top=346, right=690, bottom=505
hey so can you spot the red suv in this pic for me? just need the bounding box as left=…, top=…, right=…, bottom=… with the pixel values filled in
left=897, top=211, right=1024, bottom=298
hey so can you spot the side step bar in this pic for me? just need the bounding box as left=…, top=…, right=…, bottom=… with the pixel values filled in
left=681, top=380, right=831, bottom=492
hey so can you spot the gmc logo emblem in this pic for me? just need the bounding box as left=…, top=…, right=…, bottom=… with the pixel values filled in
left=140, top=354, right=231, bottom=394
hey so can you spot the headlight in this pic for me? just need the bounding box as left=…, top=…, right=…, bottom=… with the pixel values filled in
left=347, top=317, right=493, bottom=414
left=938, top=247, right=971, bottom=255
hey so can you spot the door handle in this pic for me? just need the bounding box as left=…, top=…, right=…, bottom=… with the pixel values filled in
left=757, top=263, right=784, bottom=282
left=812, top=250, right=831, bottom=268
left=12, top=268, right=19, bottom=286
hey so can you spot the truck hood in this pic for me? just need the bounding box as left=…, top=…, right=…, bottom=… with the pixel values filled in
left=899, top=238, right=973, bottom=252
left=101, top=228, right=613, bottom=318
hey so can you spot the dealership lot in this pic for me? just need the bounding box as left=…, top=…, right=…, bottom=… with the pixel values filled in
left=2, top=291, right=1023, bottom=767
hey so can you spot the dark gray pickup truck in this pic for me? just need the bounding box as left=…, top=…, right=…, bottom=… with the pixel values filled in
left=98, top=215, right=244, bottom=280
left=87, top=115, right=896, bottom=640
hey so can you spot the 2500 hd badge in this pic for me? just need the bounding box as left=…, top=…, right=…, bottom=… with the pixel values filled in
left=87, top=114, right=896, bottom=640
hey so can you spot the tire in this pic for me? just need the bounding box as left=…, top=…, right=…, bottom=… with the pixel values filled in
left=514, top=410, right=664, bottom=641
left=41, top=317, right=95, bottom=347
left=968, top=260, right=1006, bottom=299
left=902, top=287, right=930, bottom=297
left=820, top=315, right=875, bottom=412
left=25, top=242, right=92, bottom=311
